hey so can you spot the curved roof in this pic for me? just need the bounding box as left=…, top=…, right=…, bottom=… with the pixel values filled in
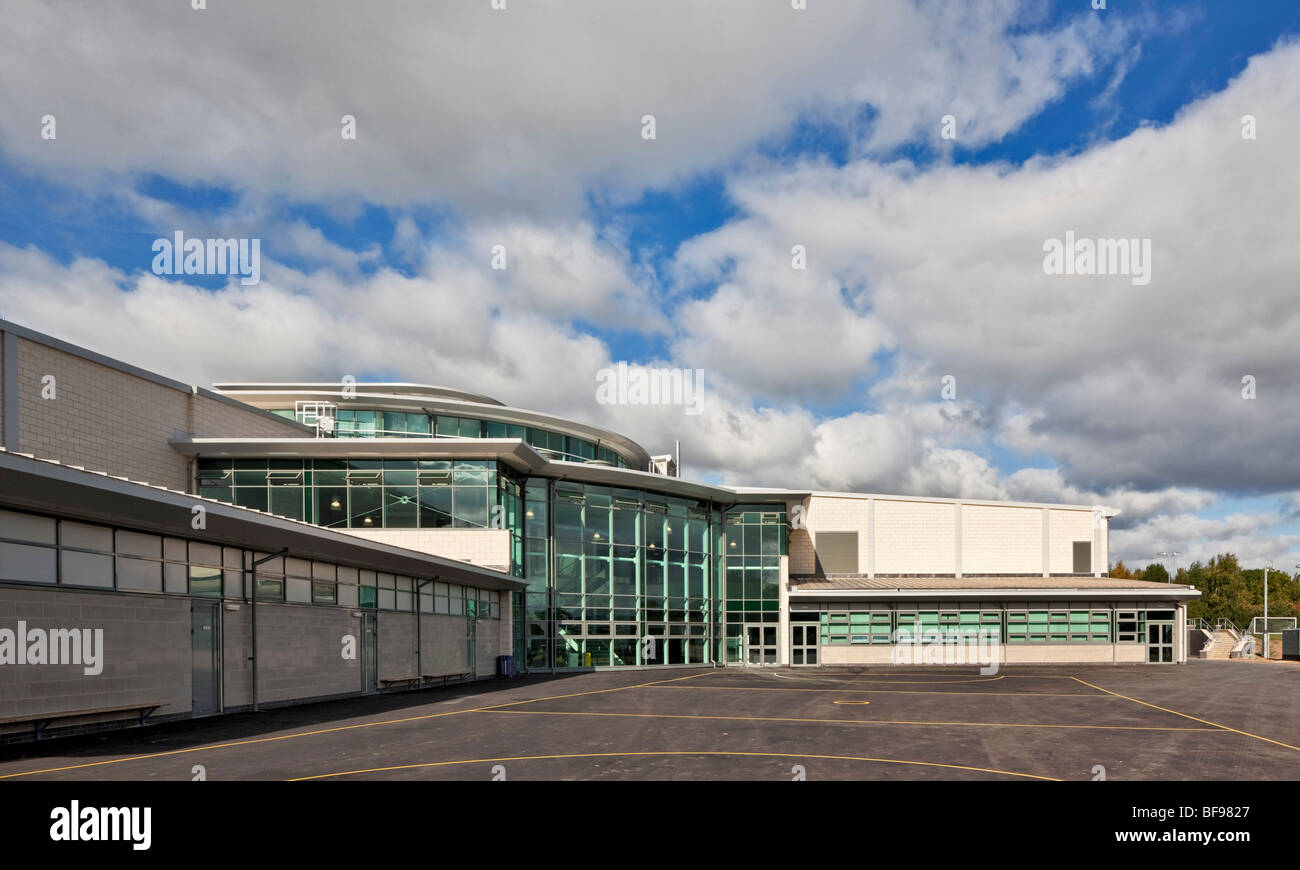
left=211, top=383, right=653, bottom=468
left=213, top=382, right=506, bottom=406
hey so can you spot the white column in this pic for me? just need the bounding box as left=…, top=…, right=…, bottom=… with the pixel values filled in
left=777, top=555, right=790, bottom=666
left=954, top=500, right=963, bottom=578
left=1041, top=507, right=1050, bottom=578
left=866, top=497, right=875, bottom=579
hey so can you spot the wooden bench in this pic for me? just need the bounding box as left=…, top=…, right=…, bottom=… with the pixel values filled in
left=0, top=703, right=165, bottom=740
left=379, top=675, right=421, bottom=690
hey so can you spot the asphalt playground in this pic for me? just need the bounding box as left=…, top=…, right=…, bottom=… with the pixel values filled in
left=1, top=660, right=1297, bottom=781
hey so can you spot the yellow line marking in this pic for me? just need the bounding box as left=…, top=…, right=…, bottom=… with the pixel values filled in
left=289, top=750, right=1060, bottom=781
left=0, top=704, right=495, bottom=779
left=475, top=708, right=1220, bottom=732
left=833, top=700, right=871, bottom=705
left=1071, top=676, right=1300, bottom=754
left=771, top=672, right=1080, bottom=680
left=651, top=684, right=1111, bottom=698
left=471, top=669, right=713, bottom=713
left=767, top=673, right=1007, bottom=685
left=0, top=670, right=717, bottom=779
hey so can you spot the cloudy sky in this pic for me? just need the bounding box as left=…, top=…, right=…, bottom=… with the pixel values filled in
left=1, top=0, right=1298, bottom=573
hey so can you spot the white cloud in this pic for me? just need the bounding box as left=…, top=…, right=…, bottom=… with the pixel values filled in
left=1110, top=512, right=1300, bottom=575
left=667, top=39, right=1300, bottom=493
left=0, top=0, right=1135, bottom=215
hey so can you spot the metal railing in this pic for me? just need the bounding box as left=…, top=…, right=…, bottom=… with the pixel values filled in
left=1214, top=618, right=1244, bottom=640
left=293, top=412, right=619, bottom=465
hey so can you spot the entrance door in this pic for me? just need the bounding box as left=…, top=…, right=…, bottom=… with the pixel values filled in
left=790, top=624, right=819, bottom=665
left=744, top=624, right=777, bottom=665
left=190, top=602, right=220, bottom=716
left=361, top=613, right=378, bottom=693
left=1146, top=620, right=1175, bottom=663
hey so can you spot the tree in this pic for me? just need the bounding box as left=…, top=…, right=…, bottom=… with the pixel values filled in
left=1110, top=561, right=1134, bottom=579
left=1186, top=555, right=1253, bottom=628
left=1242, top=568, right=1300, bottom=627
left=1136, top=563, right=1170, bottom=584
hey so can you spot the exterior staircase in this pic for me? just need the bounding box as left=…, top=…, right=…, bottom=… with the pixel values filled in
left=1204, top=629, right=1237, bottom=659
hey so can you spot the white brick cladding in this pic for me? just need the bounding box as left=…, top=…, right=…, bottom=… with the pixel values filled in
left=793, top=494, right=1106, bottom=578
left=961, top=504, right=1040, bottom=575
left=339, top=528, right=511, bottom=574
left=788, top=496, right=869, bottom=575
left=874, top=499, right=955, bottom=575
left=1049, top=509, right=1094, bottom=573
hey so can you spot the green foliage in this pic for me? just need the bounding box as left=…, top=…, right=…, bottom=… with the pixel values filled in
left=1182, top=554, right=1262, bottom=628
left=1134, top=562, right=1169, bottom=584
left=1242, top=567, right=1300, bottom=624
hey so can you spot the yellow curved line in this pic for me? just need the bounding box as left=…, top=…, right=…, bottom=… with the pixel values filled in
left=0, top=670, right=716, bottom=779
left=1071, top=676, right=1300, bottom=753
left=652, top=684, right=1109, bottom=697
left=477, top=708, right=1218, bottom=732
left=289, top=750, right=1060, bottom=781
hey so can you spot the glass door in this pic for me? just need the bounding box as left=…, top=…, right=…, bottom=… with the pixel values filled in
left=744, top=624, right=777, bottom=665
left=1146, top=621, right=1174, bottom=663
left=790, top=624, right=819, bottom=665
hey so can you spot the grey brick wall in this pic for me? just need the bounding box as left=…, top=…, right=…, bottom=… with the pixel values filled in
left=0, top=586, right=190, bottom=730
left=0, top=585, right=506, bottom=739
left=225, top=603, right=359, bottom=705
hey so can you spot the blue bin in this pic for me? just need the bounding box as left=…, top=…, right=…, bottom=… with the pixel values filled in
left=496, top=655, right=515, bottom=677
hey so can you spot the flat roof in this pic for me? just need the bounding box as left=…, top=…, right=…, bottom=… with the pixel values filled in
left=210, top=385, right=653, bottom=467
left=170, top=437, right=791, bottom=504
left=169, top=437, right=1120, bottom=518
left=0, top=448, right=525, bottom=592
left=213, top=382, right=507, bottom=407
left=790, top=574, right=1198, bottom=601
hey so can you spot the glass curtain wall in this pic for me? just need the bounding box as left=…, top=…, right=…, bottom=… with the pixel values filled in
left=197, top=458, right=525, bottom=575
left=525, top=479, right=722, bottom=669
left=273, top=408, right=628, bottom=466
left=723, top=506, right=789, bottom=663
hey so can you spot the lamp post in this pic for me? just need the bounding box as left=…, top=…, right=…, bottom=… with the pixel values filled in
left=1262, top=563, right=1275, bottom=660
left=1155, top=551, right=1180, bottom=583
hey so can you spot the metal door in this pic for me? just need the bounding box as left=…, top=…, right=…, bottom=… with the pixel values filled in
left=362, top=613, right=378, bottom=693
left=191, top=602, right=220, bottom=716
left=466, top=612, right=477, bottom=679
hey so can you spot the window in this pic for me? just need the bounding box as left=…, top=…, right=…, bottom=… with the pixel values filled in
left=189, top=565, right=222, bottom=598
left=1072, top=541, right=1091, bottom=573
left=815, top=532, right=859, bottom=574
left=61, top=522, right=115, bottom=588
left=0, top=541, right=57, bottom=584
left=1007, top=609, right=1110, bottom=643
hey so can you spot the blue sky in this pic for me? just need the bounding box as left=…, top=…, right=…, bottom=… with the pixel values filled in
left=2, top=0, right=1299, bottom=571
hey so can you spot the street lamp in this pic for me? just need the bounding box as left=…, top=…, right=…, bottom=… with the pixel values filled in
left=1155, top=551, right=1180, bottom=583
left=1262, top=563, right=1276, bottom=660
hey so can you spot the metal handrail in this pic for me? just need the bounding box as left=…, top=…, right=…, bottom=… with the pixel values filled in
left=1214, top=618, right=1244, bottom=639
left=314, top=424, right=616, bottom=465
